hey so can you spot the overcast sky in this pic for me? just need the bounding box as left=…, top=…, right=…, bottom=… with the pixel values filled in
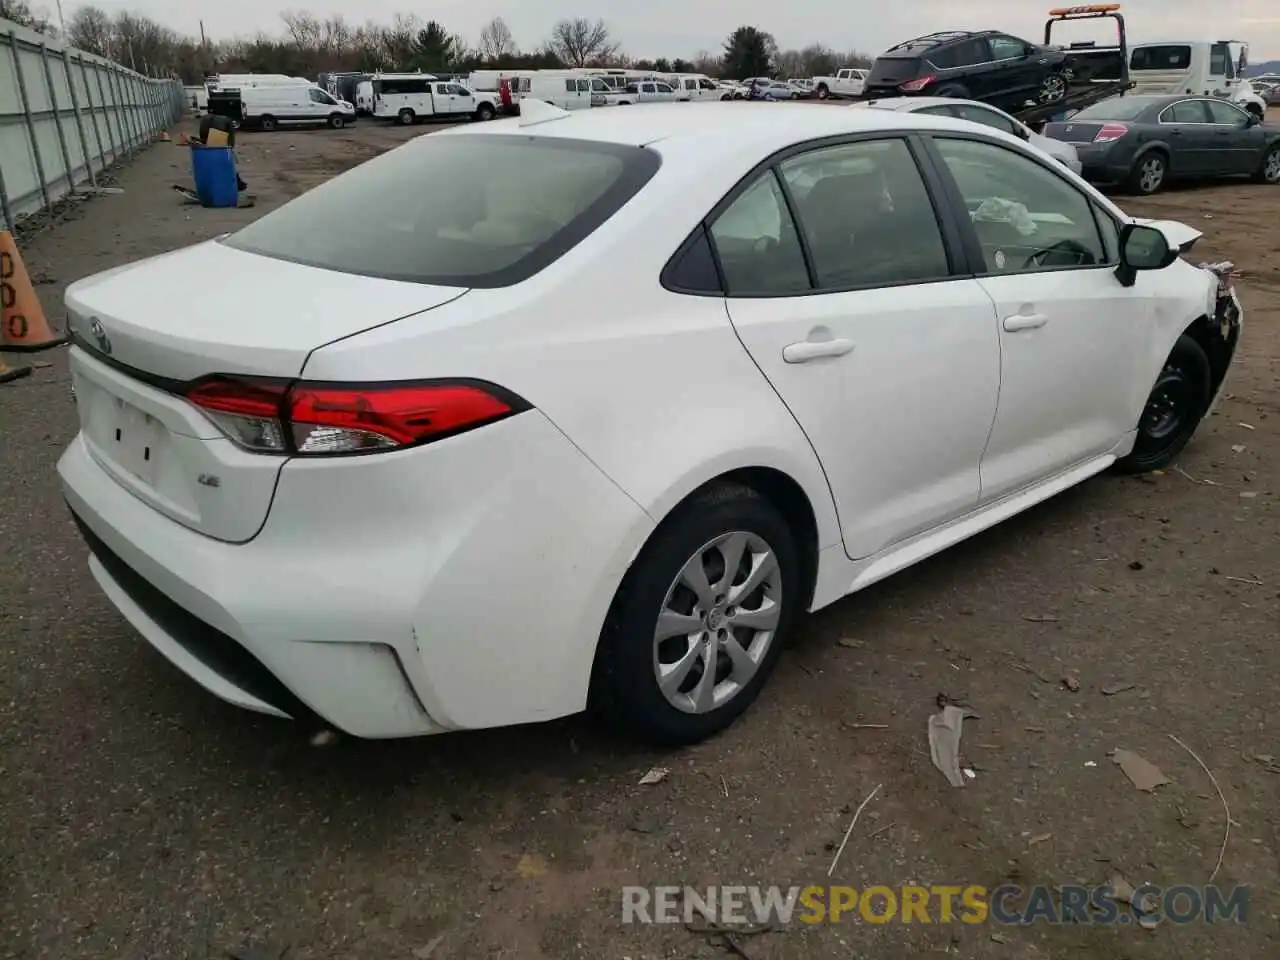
left=72, top=0, right=1280, bottom=61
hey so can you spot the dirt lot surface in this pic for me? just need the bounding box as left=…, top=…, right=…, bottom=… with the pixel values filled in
left=1, top=115, right=1277, bottom=960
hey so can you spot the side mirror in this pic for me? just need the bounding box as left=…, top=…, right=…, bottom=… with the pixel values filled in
left=1115, top=223, right=1177, bottom=287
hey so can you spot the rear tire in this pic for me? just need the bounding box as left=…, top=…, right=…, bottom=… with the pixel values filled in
left=397, top=108, right=415, bottom=126
left=816, top=84, right=830, bottom=100
left=1253, top=144, right=1280, bottom=184
left=1114, top=335, right=1212, bottom=474
left=1126, top=151, right=1167, bottom=195
left=589, top=483, right=801, bottom=747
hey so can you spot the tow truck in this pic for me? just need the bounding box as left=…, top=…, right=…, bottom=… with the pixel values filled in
left=1012, top=4, right=1134, bottom=129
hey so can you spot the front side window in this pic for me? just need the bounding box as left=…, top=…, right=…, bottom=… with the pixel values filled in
left=779, top=138, right=949, bottom=289
left=707, top=172, right=810, bottom=295
left=657, top=83, right=674, bottom=93
left=223, top=135, right=660, bottom=288
left=933, top=137, right=1106, bottom=274
left=447, top=84, right=468, bottom=96
left=1210, top=43, right=1231, bottom=77
left=989, top=35, right=1028, bottom=60
left=308, top=89, right=329, bottom=104
left=700, top=79, right=718, bottom=90
left=1205, top=98, right=1248, bottom=125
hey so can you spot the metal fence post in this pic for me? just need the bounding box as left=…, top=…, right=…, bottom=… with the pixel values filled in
left=39, top=42, right=77, bottom=199
left=62, top=50, right=97, bottom=190
left=101, top=67, right=126, bottom=160
left=8, top=29, right=52, bottom=216
left=110, top=69, right=132, bottom=153
left=79, top=58, right=107, bottom=172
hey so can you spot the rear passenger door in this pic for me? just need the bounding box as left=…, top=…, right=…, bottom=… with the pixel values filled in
left=1159, top=99, right=1215, bottom=176
left=708, top=136, right=1002, bottom=560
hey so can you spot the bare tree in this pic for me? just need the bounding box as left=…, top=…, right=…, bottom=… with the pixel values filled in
left=67, top=4, right=113, bottom=55
left=280, top=11, right=321, bottom=50
left=548, top=17, right=618, bottom=68
left=477, top=16, right=514, bottom=61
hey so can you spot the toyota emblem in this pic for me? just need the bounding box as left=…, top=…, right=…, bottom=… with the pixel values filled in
left=89, top=317, right=112, bottom=355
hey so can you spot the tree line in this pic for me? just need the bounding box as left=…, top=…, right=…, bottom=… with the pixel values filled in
left=0, top=3, right=871, bottom=84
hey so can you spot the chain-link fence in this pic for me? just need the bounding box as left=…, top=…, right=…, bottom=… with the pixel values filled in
left=0, top=17, right=185, bottom=232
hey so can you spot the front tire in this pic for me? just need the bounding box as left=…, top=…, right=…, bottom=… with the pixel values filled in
left=1253, top=144, right=1280, bottom=184
left=1114, top=335, right=1212, bottom=474
left=816, top=84, right=830, bottom=100
left=589, top=484, right=801, bottom=747
left=475, top=103, right=496, bottom=121
left=328, top=113, right=345, bottom=129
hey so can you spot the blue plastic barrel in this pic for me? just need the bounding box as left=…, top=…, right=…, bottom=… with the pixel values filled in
left=190, top=145, right=239, bottom=208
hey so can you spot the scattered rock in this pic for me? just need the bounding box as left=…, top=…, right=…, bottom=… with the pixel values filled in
left=1101, top=681, right=1136, bottom=696
left=1111, top=748, right=1171, bottom=792
left=1062, top=675, right=1081, bottom=692
left=639, top=766, right=669, bottom=786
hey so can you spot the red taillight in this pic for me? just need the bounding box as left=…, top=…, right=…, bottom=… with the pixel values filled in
left=900, top=75, right=936, bottom=93
left=1094, top=122, right=1129, bottom=142
left=185, top=376, right=525, bottom=456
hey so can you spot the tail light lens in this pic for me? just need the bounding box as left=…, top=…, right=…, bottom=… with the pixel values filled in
left=900, top=75, right=936, bottom=93
left=185, top=376, right=526, bottom=456
left=1094, top=122, right=1129, bottom=142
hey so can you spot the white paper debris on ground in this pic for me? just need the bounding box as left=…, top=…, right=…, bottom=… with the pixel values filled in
left=1111, top=748, right=1171, bottom=792
left=1231, top=445, right=1247, bottom=454
left=928, top=704, right=968, bottom=788
left=638, top=766, right=669, bottom=786
left=1084, top=761, right=1098, bottom=768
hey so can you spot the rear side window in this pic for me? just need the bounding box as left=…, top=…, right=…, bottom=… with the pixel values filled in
left=1072, top=97, right=1153, bottom=121
left=1130, top=45, right=1191, bottom=70
left=1164, top=100, right=1209, bottom=123
left=955, top=104, right=1017, bottom=134
left=223, top=135, right=660, bottom=288
left=708, top=172, right=810, bottom=295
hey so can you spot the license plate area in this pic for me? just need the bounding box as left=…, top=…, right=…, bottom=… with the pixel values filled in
left=109, top=395, right=165, bottom=485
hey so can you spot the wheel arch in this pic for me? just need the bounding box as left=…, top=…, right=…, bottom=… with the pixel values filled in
left=1180, top=312, right=1239, bottom=405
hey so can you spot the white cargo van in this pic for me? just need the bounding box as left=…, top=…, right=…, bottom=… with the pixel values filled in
left=238, top=82, right=356, bottom=130
left=506, top=72, right=594, bottom=110
left=371, top=74, right=500, bottom=124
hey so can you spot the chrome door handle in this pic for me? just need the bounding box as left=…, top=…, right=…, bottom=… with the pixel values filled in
left=1003, top=313, right=1049, bottom=332
left=782, top=338, right=855, bottom=363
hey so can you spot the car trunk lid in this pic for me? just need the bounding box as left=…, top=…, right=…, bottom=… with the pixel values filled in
left=65, top=240, right=468, bottom=542
left=1042, top=120, right=1107, bottom=143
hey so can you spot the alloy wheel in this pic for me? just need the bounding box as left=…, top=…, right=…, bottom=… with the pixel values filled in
left=1265, top=149, right=1280, bottom=183
left=1140, top=157, right=1165, bottom=193
left=652, top=531, right=783, bottom=715
left=1039, top=73, right=1067, bottom=103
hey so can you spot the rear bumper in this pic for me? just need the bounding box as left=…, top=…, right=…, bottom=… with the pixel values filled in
left=59, top=410, right=654, bottom=738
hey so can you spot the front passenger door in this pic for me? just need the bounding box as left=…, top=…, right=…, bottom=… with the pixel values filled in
left=713, top=137, right=1003, bottom=560
left=926, top=135, right=1152, bottom=500
left=447, top=83, right=476, bottom=114
left=1203, top=98, right=1265, bottom=174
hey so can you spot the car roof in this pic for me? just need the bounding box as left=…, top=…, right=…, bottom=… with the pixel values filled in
left=438, top=101, right=1021, bottom=153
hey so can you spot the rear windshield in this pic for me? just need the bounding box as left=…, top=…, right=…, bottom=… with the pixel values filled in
left=1070, top=97, right=1155, bottom=121
left=223, top=134, right=659, bottom=288
left=1129, top=45, right=1191, bottom=71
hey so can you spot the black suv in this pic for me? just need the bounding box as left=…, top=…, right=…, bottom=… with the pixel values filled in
left=863, top=31, right=1070, bottom=111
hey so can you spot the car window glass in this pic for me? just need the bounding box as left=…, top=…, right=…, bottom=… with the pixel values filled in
left=450, top=84, right=468, bottom=95
left=700, top=79, right=718, bottom=89
left=1164, top=100, right=1209, bottom=123
left=916, top=104, right=958, bottom=117
left=223, top=136, right=655, bottom=288
left=1210, top=43, right=1230, bottom=77
left=564, top=79, right=576, bottom=92
left=308, top=89, right=326, bottom=103
left=934, top=137, right=1105, bottom=274
left=955, top=104, right=1016, bottom=133
left=435, top=83, right=449, bottom=95
left=1091, top=203, right=1121, bottom=264
left=953, top=38, right=993, bottom=66
left=1204, top=99, right=1247, bottom=125
left=657, top=83, right=674, bottom=93
left=928, top=47, right=957, bottom=70
left=989, top=36, right=1027, bottom=60
left=779, top=139, right=949, bottom=289
left=708, top=172, right=810, bottom=296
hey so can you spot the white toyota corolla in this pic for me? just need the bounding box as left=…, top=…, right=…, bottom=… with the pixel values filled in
left=58, top=101, right=1242, bottom=746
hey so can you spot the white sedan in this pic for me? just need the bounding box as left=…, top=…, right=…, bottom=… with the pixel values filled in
left=59, top=101, right=1241, bottom=746
left=857, top=95, right=1084, bottom=175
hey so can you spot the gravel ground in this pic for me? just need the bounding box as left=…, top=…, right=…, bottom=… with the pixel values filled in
left=1, top=115, right=1277, bottom=960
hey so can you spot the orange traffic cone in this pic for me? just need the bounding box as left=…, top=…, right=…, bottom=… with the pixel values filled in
left=1, top=230, right=66, bottom=352
left=0, top=354, right=32, bottom=383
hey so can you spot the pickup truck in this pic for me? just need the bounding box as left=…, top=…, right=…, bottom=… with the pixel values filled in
left=612, top=80, right=681, bottom=105
left=811, top=68, right=868, bottom=100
